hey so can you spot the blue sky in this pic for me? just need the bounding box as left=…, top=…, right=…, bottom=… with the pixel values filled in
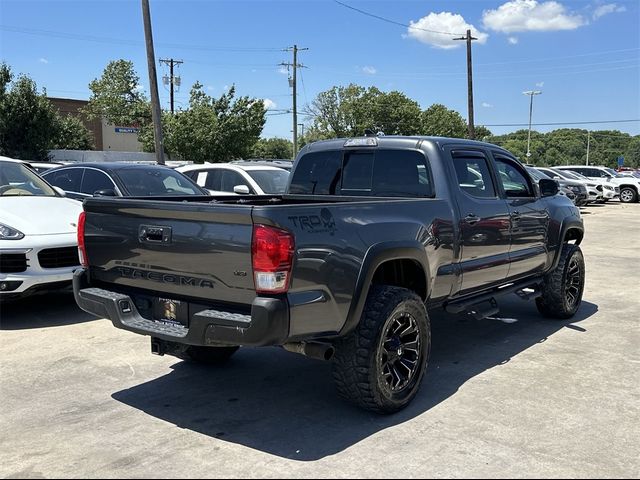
left=1, top=0, right=638, bottom=139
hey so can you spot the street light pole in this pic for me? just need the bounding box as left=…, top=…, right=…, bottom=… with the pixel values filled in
left=523, top=90, right=542, bottom=159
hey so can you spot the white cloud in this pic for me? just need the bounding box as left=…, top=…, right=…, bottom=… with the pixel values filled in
left=263, top=98, right=277, bottom=110
left=278, top=66, right=289, bottom=75
left=38, top=58, right=49, bottom=64
left=508, top=36, right=519, bottom=44
left=134, top=84, right=145, bottom=93
left=223, top=85, right=230, bottom=91
left=593, top=3, right=626, bottom=20
left=482, top=102, right=494, bottom=108
left=207, top=85, right=215, bottom=92
left=536, top=81, right=545, bottom=87
left=362, top=66, right=377, bottom=75
left=407, top=12, right=488, bottom=50
left=482, top=0, right=586, bottom=33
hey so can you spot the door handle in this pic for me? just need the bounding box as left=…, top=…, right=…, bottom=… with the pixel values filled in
left=464, top=214, right=480, bottom=225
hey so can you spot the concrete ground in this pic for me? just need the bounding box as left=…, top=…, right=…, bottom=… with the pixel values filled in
left=1, top=202, right=638, bottom=479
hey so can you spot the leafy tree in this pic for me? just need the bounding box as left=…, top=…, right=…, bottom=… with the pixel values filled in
left=421, top=104, right=467, bottom=138
left=623, top=136, right=640, bottom=168
left=139, top=83, right=266, bottom=163
left=84, top=60, right=150, bottom=127
left=250, top=137, right=293, bottom=159
left=306, top=84, right=422, bottom=137
left=54, top=115, right=93, bottom=150
left=0, top=63, right=61, bottom=160
left=475, top=125, right=493, bottom=141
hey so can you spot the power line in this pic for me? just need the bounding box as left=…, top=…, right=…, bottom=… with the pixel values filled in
left=484, top=119, right=640, bottom=127
left=333, top=1, right=463, bottom=36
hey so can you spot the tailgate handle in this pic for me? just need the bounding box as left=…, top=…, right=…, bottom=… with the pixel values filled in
left=139, top=225, right=172, bottom=244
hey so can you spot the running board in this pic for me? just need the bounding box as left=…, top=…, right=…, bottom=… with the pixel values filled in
left=445, top=278, right=543, bottom=315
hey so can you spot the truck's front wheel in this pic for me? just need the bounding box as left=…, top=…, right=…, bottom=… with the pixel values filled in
left=177, top=346, right=239, bottom=365
left=332, top=286, right=430, bottom=414
left=536, top=244, right=585, bottom=319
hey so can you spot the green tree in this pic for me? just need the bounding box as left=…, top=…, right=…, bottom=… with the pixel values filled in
left=250, top=137, right=293, bottom=159
left=623, top=136, right=640, bottom=168
left=54, top=115, right=93, bottom=150
left=0, top=63, right=61, bottom=160
left=307, top=84, right=423, bottom=137
left=84, top=60, right=150, bottom=127
left=421, top=104, right=467, bottom=138
left=475, top=125, right=493, bottom=141
left=139, top=83, right=266, bottom=163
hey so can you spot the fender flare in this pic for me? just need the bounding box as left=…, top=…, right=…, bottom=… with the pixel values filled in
left=339, top=241, right=430, bottom=336
left=551, top=219, right=584, bottom=271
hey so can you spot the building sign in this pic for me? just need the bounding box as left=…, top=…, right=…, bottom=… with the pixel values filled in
left=115, top=127, right=139, bottom=134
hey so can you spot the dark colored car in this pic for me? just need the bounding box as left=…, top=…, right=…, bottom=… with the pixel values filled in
left=73, top=136, right=585, bottom=414
left=42, top=163, right=208, bottom=200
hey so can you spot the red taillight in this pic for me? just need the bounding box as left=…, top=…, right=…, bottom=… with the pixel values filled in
left=77, top=211, right=88, bottom=268
left=251, top=224, right=294, bottom=294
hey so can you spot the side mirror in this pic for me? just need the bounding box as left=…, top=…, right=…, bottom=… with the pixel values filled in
left=539, top=178, right=559, bottom=197
left=233, top=185, right=251, bottom=194
left=93, top=189, right=117, bottom=197
left=52, top=186, right=66, bottom=197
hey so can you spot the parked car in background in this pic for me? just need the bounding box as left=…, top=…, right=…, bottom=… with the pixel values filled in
left=27, top=161, right=65, bottom=174
left=177, top=163, right=290, bottom=195
left=536, top=167, right=603, bottom=204
left=553, top=168, right=618, bottom=202
left=0, top=157, right=82, bottom=299
left=231, top=159, right=294, bottom=172
left=42, top=163, right=208, bottom=200
left=555, top=165, right=640, bottom=203
left=527, top=167, right=587, bottom=206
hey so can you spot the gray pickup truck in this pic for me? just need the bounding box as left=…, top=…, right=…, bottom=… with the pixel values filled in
left=74, top=136, right=585, bottom=413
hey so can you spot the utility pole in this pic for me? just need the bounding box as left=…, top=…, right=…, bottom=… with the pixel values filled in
left=523, top=90, right=542, bottom=159
left=141, top=0, right=164, bottom=164
left=281, top=45, right=307, bottom=159
left=454, top=30, right=477, bottom=140
left=586, top=130, right=591, bottom=165
left=160, top=58, right=183, bottom=114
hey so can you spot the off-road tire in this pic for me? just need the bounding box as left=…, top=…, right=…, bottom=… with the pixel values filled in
left=176, top=346, right=239, bottom=365
left=332, top=285, right=430, bottom=414
left=536, top=244, right=585, bottom=319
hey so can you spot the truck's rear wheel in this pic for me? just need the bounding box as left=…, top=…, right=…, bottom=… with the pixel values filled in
left=332, top=285, right=430, bottom=414
left=177, top=345, right=239, bottom=365
left=536, top=244, right=585, bottom=319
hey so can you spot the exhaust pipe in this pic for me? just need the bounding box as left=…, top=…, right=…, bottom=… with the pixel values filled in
left=283, top=342, right=335, bottom=361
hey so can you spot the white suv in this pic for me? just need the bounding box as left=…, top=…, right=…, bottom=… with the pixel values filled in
left=556, top=166, right=640, bottom=203
left=176, top=163, right=290, bottom=195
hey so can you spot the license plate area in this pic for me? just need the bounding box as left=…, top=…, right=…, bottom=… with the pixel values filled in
left=152, top=297, right=189, bottom=327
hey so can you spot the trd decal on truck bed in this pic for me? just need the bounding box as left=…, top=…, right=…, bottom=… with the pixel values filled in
left=288, top=208, right=337, bottom=235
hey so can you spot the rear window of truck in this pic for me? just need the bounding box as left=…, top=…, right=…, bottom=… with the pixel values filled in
left=289, top=149, right=433, bottom=197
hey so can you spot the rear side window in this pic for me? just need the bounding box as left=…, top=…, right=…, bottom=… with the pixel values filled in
left=289, top=149, right=433, bottom=197
left=452, top=153, right=496, bottom=198
left=45, top=168, right=83, bottom=193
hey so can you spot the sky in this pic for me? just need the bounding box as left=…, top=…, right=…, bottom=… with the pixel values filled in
left=0, top=0, right=639, bottom=140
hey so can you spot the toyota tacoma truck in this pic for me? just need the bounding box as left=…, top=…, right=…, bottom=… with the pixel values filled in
left=73, top=136, right=585, bottom=413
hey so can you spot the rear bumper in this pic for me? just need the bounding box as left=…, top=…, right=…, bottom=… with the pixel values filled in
left=73, top=269, right=289, bottom=347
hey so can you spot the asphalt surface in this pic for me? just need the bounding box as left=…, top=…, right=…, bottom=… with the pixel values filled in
left=1, top=202, right=638, bottom=478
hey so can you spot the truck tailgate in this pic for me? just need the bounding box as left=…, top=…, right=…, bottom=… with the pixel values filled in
left=82, top=198, right=256, bottom=306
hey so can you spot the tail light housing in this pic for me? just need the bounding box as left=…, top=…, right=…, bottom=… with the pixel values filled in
left=252, top=224, right=294, bottom=294
left=77, top=211, right=88, bottom=268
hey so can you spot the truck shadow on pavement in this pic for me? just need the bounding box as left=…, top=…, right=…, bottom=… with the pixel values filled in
left=112, top=297, right=598, bottom=461
left=0, top=291, right=97, bottom=330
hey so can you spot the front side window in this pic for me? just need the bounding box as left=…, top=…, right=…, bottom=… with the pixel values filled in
left=81, top=169, right=115, bottom=195
left=494, top=157, right=533, bottom=198
left=221, top=170, right=252, bottom=193
left=246, top=169, right=290, bottom=194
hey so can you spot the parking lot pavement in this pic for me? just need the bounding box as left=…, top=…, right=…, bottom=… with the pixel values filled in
left=1, top=203, right=638, bottom=479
